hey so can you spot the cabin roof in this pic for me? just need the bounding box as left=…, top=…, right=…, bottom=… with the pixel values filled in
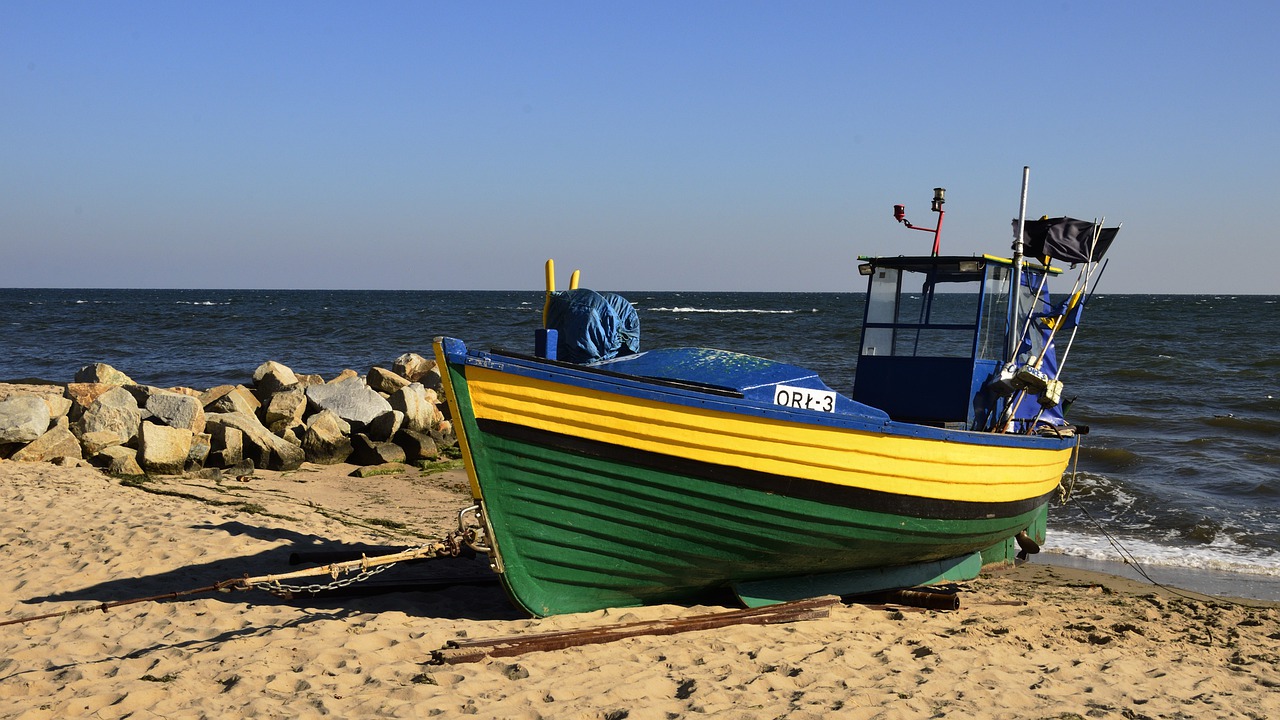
left=857, top=254, right=1061, bottom=282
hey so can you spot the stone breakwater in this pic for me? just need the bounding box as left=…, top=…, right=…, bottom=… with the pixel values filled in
left=0, top=352, right=456, bottom=477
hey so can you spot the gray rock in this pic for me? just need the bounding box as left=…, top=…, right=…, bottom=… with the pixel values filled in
left=394, top=427, right=439, bottom=461
left=305, top=377, right=392, bottom=428
left=190, top=467, right=223, bottom=481
left=139, top=423, right=194, bottom=475
left=11, top=425, right=82, bottom=463
left=367, top=366, right=410, bottom=395
left=365, top=409, right=404, bottom=442
left=74, top=363, right=134, bottom=386
left=0, top=394, right=52, bottom=444
left=431, top=419, right=457, bottom=450
left=64, top=383, right=115, bottom=420
left=95, top=445, right=143, bottom=475
left=43, top=394, right=73, bottom=421
left=350, top=432, right=407, bottom=466
left=201, top=385, right=261, bottom=415
left=77, top=386, right=142, bottom=446
left=188, top=432, right=212, bottom=470
left=296, top=373, right=325, bottom=388
left=273, top=420, right=305, bottom=447
left=351, top=462, right=410, bottom=478
left=262, top=389, right=307, bottom=427
left=329, top=369, right=359, bottom=384
left=253, top=360, right=299, bottom=400
left=301, top=410, right=352, bottom=465
left=146, top=393, right=207, bottom=434
left=205, top=411, right=303, bottom=471
left=80, top=430, right=124, bottom=456
left=122, top=384, right=158, bottom=407
left=207, top=425, right=244, bottom=468
left=388, top=383, right=444, bottom=433
left=393, top=353, right=438, bottom=384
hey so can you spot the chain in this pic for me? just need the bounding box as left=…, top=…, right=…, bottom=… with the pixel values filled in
left=245, top=525, right=479, bottom=599
left=252, top=560, right=400, bottom=597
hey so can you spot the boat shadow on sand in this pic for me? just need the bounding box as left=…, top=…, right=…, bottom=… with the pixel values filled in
left=19, top=520, right=526, bottom=623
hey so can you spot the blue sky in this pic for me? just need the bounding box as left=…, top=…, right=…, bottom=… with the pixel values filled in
left=3, top=1, right=1277, bottom=292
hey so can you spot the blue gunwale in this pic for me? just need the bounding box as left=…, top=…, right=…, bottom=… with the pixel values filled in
left=444, top=339, right=1075, bottom=452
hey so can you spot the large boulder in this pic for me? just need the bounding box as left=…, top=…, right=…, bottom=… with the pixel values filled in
left=329, top=369, right=359, bottom=384
left=367, top=366, right=410, bottom=395
left=188, top=432, right=212, bottom=469
left=350, top=432, right=407, bottom=466
left=11, top=424, right=82, bottom=463
left=64, top=383, right=116, bottom=420
left=0, top=394, right=51, bottom=445
left=393, top=353, right=441, bottom=390
left=365, top=409, right=404, bottom=443
left=305, top=377, right=392, bottom=428
left=74, top=363, right=134, bottom=386
left=94, top=445, right=143, bottom=475
left=252, top=361, right=299, bottom=400
left=42, top=394, right=73, bottom=421
left=301, top=409, right=353, bottom=465
left=388, top=383, right=444, bottom=433
left=262, top=389, right=307, bottom=428
left=77, top=386, right=142, bottom=446
left=207, top=425, right=245, bottom=468
left=80, top=430, right=124, bottom=456
left=201, top=385, right=261, bottom=415
left=431, top=419, right=458, bottom=450
left=395, top=427, right=439, bottom=461
left=146, top=392, right=206, bottom=434
left=205, top=411, right=304, bottom=471
left=139, top=423, right=194, bottom=475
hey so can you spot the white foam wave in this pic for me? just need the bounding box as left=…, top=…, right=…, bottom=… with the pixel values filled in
left=1048, top=529, right=1280, bottom=577
left=647, top=307, right=798, bottom=314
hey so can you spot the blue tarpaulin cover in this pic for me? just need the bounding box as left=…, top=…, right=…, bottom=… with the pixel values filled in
left=545, top=289, right=640, bottom=363
left=1013, top=271, right=1065, bottom=426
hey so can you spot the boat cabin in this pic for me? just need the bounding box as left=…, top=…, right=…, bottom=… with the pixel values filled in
left=852, top=255, right=1056, bottom=431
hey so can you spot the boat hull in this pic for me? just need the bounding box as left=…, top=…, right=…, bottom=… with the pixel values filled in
left=435, top=338, right=1072, bottom=617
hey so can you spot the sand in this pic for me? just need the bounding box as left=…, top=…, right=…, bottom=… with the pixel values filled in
left=1, top=459, right=1276, bottom=720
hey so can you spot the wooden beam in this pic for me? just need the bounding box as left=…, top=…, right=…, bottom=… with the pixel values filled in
left=431, top=595, right=841, bottom=665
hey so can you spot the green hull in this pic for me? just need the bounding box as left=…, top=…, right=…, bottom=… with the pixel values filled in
left=465, top=414, right=1047, bottom=617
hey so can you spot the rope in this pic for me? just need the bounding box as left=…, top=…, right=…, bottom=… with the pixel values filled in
left=1065, top=495, right=1272, bottom=610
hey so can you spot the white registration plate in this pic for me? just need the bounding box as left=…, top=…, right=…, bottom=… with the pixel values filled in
left=772, top=384, right=836, bottom=413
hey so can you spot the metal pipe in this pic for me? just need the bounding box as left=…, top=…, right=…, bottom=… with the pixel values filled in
left=882, top=588, right=960, bottom=611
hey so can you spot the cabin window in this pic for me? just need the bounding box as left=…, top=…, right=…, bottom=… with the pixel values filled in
left=861, top=268, right=899, bottom=356
left=860, top=269, right=983, bottom=359
left=977, top=265, right=1011, bottom=360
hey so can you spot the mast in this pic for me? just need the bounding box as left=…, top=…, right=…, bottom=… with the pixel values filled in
left=1007, top=166, right=1030, bottom=364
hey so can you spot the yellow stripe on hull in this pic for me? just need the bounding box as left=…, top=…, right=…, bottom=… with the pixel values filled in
left=466, top=367, right=1069, bottom=505
left=433, top=341, right=485, bottom=500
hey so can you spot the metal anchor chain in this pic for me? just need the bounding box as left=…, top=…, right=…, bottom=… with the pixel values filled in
left=233, top=509, right=489, bottom=598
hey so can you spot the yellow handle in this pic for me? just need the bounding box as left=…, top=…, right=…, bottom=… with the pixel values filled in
left=542, top=259, right=555, bottom=328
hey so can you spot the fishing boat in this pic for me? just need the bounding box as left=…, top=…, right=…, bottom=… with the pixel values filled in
left=433, top=170, right=1119, bottom=617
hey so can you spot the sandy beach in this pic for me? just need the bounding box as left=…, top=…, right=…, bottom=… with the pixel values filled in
left=2, top=459, right=1276, bottom=720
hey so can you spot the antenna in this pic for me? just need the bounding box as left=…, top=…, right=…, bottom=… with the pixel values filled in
left=893, top=187, right=947, bottom=256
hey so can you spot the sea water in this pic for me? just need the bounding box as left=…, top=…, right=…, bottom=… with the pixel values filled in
left=2, top=288, right=1277, bottom=599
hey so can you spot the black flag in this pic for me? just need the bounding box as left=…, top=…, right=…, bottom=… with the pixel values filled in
left=1015, top=217, right=1119, bottom=263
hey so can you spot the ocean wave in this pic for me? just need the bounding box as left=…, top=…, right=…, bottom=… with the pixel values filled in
left=646, top=307, right=803, bottom=314
left=1076, top=446, right=1143, bottom=470
left=173, top=301, right=231, bottom=306
left=1047, top=529, right=1280, bottom=578
left=1201, top=413, right=1280, bottom=434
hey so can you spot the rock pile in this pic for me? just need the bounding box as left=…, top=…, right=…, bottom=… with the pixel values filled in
left=0, top=353, right=456, bottom=477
